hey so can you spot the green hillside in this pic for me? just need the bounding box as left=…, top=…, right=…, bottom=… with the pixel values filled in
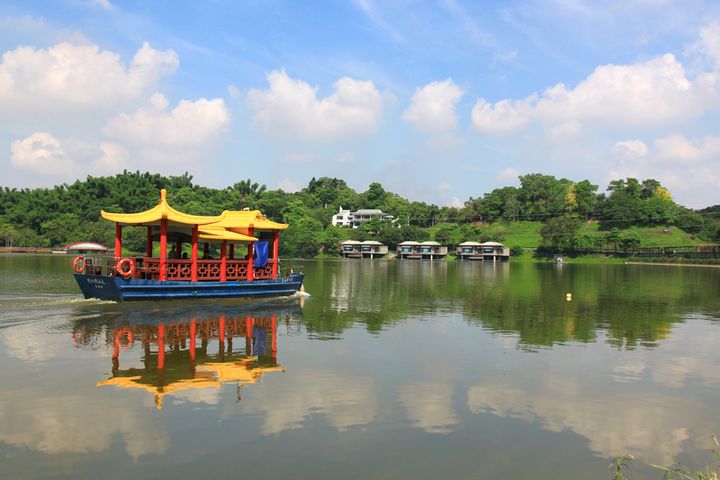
left=429, top=221, right=705, bottom=249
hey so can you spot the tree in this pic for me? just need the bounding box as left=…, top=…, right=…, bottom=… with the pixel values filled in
left=280, top=217, right=323, bottom=258
left=518, top=173, right=572, bottom=219
left=434, top=227, right=452, bottom=245
left=228, top=179, right=267, bottom=209
left=539, top=215, right=581, bottom=252
left=604, top=228, right=621, bottom=251
left=363, top=182, right=388, bottom=209
left=640, top=179, right=661, bottom=199
left=573, top=180, right=599, bottom=218
left=618, top=231, right=641, bottom=252
left=319, top=226, right=350, bottom=255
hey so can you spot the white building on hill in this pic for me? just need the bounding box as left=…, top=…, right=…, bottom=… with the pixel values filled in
left=331, top=207, right=353, bottom=227
left=331, top=206, right=395, bottom=228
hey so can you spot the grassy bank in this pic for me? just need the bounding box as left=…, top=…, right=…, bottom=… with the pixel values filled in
left=429, top=220, right=705, bottom=249
left=509, top=253, right=626, bottom=264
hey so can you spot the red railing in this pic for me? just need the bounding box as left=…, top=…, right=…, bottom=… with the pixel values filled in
left=138, top=258, right=275, bottom=281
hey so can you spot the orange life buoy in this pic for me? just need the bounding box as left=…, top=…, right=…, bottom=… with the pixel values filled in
left=116, top=258, right=135, bottom=278
left=73, top=255, right=85, bottom=273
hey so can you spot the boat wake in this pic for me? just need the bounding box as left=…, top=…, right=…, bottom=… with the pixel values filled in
left=0, top=294, right=116, bottom=329
left=0, top=294, right=112, bottom=308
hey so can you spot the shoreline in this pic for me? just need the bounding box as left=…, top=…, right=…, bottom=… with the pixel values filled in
left=623, top=261, right=720, bottom=269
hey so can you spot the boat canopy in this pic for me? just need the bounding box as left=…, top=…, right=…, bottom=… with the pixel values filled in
left=340, top=240, right=363, bottom=245
left=101, top=189, right=221, bottom=227
left=97, top=358, right=283, bottom=410
left=362, top=240, right=384, bottom=245
left=480, top=241, right=504, bottom=246
left=64, top=241, right=109, bottom=252
left=458, top=241, right=482, bottom=246
left=206, top=210, right=288, bottom=234
left=199, top=227, right=258, bottom=242
left=100, top=189, right=283, bottom=239
left=421, top=241, right=441, bottom=246
left=398, top=241, right=421, bottom=246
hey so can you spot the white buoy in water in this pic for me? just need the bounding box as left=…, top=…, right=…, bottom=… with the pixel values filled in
left=566, top=293, right=572, bottom=301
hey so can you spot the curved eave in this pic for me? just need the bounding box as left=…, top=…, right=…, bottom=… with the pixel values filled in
left=100, top=189, right=221, bottom=226
left=206, top=210, right=289, bottom=231
left=199, top=229, right=258, bottom=242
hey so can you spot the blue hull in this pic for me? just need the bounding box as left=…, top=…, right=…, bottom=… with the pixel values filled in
left=74, top=273, right=305, bottom=302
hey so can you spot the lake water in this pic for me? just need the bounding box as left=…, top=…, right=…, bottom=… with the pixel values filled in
left=1, top=255, right=719, bottom=479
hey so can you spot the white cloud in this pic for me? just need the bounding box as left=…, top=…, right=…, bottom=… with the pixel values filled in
left=242, top=369, right=377, bottom=434
left=103, top=94, right=230, bottom=163
left=0, top=15, right=89, bottom=46
left=247, top=70, right=384, bottom=140
left=472, top=52, right=718, bottom=135
left=10, top=132, right=130, bottom=177
left=281, top=153, right=315, bottom=163
left=447, top=196, right=464, bottom=208
left=436, top=181, right=451, bottom=191
left=498, top=167, right=520, bottom=181
left=403, top=79, right=464, bottom=133
left=608, top=136, right=720, bottom=206
left=0, top=393, right=168, bottom=459
left=0, top=42, right=178, bottom=113
left=397, top=382, right=458, bottom=434
left=471, top=96, right=534, bottom=134
left=688, top=21, right=720, bottom=70
left=334, top=152, right=356, bottom=163
left=277, top=178, right=301, bottom=193
left=654, top=133, right=720, bottom=163
left=88, top=0, right=113, bottom=9
left=613, top=139, right=648, bottom=158
left=227, top=84, right=241, bottom=99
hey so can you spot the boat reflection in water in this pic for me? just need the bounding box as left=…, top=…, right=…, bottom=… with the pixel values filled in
left=71, top=300, right=303, bottom=409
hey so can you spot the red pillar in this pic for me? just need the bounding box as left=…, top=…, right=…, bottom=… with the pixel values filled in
left=189, top=318, right=196, bottom=371
left=146, top=226, right=153, bottom=257
left=219, top=315, right=226, bottom=357
left=245, top=316, right=253, bottom=356
left=272, top=229, right=280, bottom=278
left=113, top=329, right=121, bottom=361
left=115, top=223, right=122, bottom=259
left=157, top=323, right=165, bottom=370
left=191, top=225, right=198, bottom=282
left=220, top=240, right=227, bottom=282
left=159, top=218, right=168, bottom=281
left=271, top=315, right=277, bottom=361
left=246, top=226, right=254, bottom=281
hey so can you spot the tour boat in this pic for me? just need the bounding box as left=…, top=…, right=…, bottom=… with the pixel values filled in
left=73, top=189, right=304, bottom=302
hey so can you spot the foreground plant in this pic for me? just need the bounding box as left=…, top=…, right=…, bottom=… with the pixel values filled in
left=610, top=454, right=634, bottom=480
left=651, top=435, right=719, bottom=480
left=610, top=436, right=719, bottom=480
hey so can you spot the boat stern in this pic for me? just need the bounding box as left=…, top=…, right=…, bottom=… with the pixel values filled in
left=74, top=274, right=123, bottom=301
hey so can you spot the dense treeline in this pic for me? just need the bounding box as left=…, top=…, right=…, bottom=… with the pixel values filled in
left=0, top=170, right=718, bottom=256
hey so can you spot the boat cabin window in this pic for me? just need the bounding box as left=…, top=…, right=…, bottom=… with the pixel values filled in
left=342, top=245, right=354, bottom=251
left=482, top=247, right=494, bottom=253
left=462, top=247, right=473, bottom=253
left=420, top=247, right=431, bottom=253
left=402, top=247, right=412, bottom=253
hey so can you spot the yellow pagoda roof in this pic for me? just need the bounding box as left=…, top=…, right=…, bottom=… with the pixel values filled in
left=97, top=358, right=284, bottom=409
left=198, top=227, right=258, bottom=242
left=205, top=210, right=288, bottom=232
left=100, top=189, right=221, bottom=227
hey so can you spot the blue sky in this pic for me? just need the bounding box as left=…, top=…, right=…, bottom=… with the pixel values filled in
left=1, top=0, right=719, bottom=207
